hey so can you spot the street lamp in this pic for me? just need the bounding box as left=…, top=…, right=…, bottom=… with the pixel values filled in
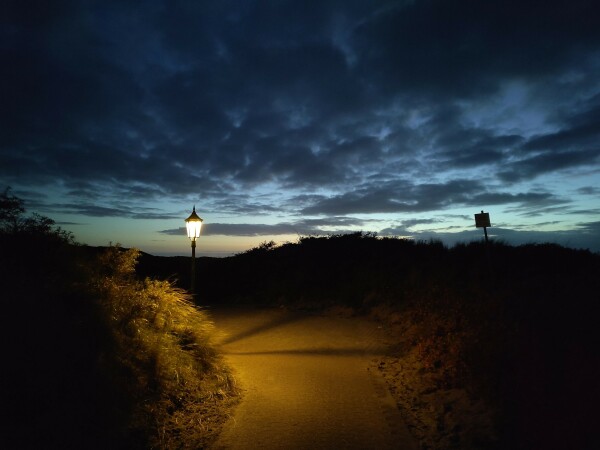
left=185, top=205, right=203, bottom=295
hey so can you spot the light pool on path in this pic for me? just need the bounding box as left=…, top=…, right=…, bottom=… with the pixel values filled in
left=210, top=308, right=417, bottom=450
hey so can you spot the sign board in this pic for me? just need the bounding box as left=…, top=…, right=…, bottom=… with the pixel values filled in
left=474, top=212, right=491, bottom=228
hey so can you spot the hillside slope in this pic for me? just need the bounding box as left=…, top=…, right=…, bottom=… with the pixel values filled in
left=140, top=234, right=599, bottom=449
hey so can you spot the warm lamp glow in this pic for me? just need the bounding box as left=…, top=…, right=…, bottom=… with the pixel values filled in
left=185, top=206, right=203, bottom=240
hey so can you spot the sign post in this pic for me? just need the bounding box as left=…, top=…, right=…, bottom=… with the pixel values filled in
left=474, top=210, right=491, bottom=243
left=474, top=210, right=493, bottom=275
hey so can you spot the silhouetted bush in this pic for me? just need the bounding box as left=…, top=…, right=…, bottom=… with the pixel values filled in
left=174, top=232, right=599, bottom=449
left=1, top=188, right=116, bottom=448
left=1, top=190, right=237, bottom=449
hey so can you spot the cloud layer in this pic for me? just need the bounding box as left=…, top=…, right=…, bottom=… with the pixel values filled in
left=1, top=0, right=599, bottom=251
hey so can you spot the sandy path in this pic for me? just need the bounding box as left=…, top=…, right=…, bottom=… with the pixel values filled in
left=209, top=308, right=417, bottom=450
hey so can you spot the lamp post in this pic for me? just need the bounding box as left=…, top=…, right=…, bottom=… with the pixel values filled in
left=185, top=205, right=203, bottom=295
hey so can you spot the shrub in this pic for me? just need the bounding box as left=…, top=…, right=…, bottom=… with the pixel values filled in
left=91, top=245, right=238, bottom=449
left=1, top=190, right=237, bottom=449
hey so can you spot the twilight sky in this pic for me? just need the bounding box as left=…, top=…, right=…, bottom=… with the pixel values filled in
left=2, top=0, right=599, bottom=256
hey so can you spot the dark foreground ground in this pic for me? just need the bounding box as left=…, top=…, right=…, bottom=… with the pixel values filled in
left=138, top=235, right=600, bottom=449
left=2, top=233, right=597, bottom=449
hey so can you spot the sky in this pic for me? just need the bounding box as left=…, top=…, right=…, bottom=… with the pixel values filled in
left=2, top=0, right=599, bottom=257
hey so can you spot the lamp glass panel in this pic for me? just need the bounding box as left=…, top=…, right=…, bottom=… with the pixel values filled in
left=186, top=220, right=202, bottom=239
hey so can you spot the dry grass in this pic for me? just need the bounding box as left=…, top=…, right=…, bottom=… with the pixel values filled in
left=93, top=246, right=239, bottom=449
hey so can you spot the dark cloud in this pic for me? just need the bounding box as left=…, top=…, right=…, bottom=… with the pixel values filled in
left=161, top=223, right=298, bottom=237
left=353, top=0, right=600, bottom=99
left=50, top=203, right=180, bottom=220
left=1, top=0, right=598, bottom=252
left=301, top=179, right=477, bottom=215
left=471, top=192, right=564, bottom=208
left=497, top=91, right=600, bottom=181
left=379, top=218, right=440, bottom=236
left=159, top=216, right=373, bottom=237
left=402, top=218, right=439, bottom=228
left=380, top=225, right=600, bottom=253
left=576, top=187, right=600, bottom=196
left=497, top=148, right=600, bottom=182
left=578, top=220, right=600, bottom=234
left=565, top=208, right=600, bottom=216
left=433, top=132, right=522, bottom=169
left=301, top=180, right=564, bottom=216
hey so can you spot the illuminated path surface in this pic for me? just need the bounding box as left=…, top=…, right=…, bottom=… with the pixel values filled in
left=210, top=308, right=417, bottom=450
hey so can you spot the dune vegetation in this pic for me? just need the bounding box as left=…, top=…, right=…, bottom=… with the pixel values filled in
left=3, top=185, right=598, bottom=449
left=185, top=232, right=598, bottom=450
left=1, top=189, right=237, bottom=449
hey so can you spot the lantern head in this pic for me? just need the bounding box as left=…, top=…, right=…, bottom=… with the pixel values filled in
left=185, top=206, right=203, bottom=240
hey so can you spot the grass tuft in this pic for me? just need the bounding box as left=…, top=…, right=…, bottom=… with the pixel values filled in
left=92, top=245, right=238, bottom=448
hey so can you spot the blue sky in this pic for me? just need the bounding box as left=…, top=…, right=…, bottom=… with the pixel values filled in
left=2, top=0, right=599, bottom=256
